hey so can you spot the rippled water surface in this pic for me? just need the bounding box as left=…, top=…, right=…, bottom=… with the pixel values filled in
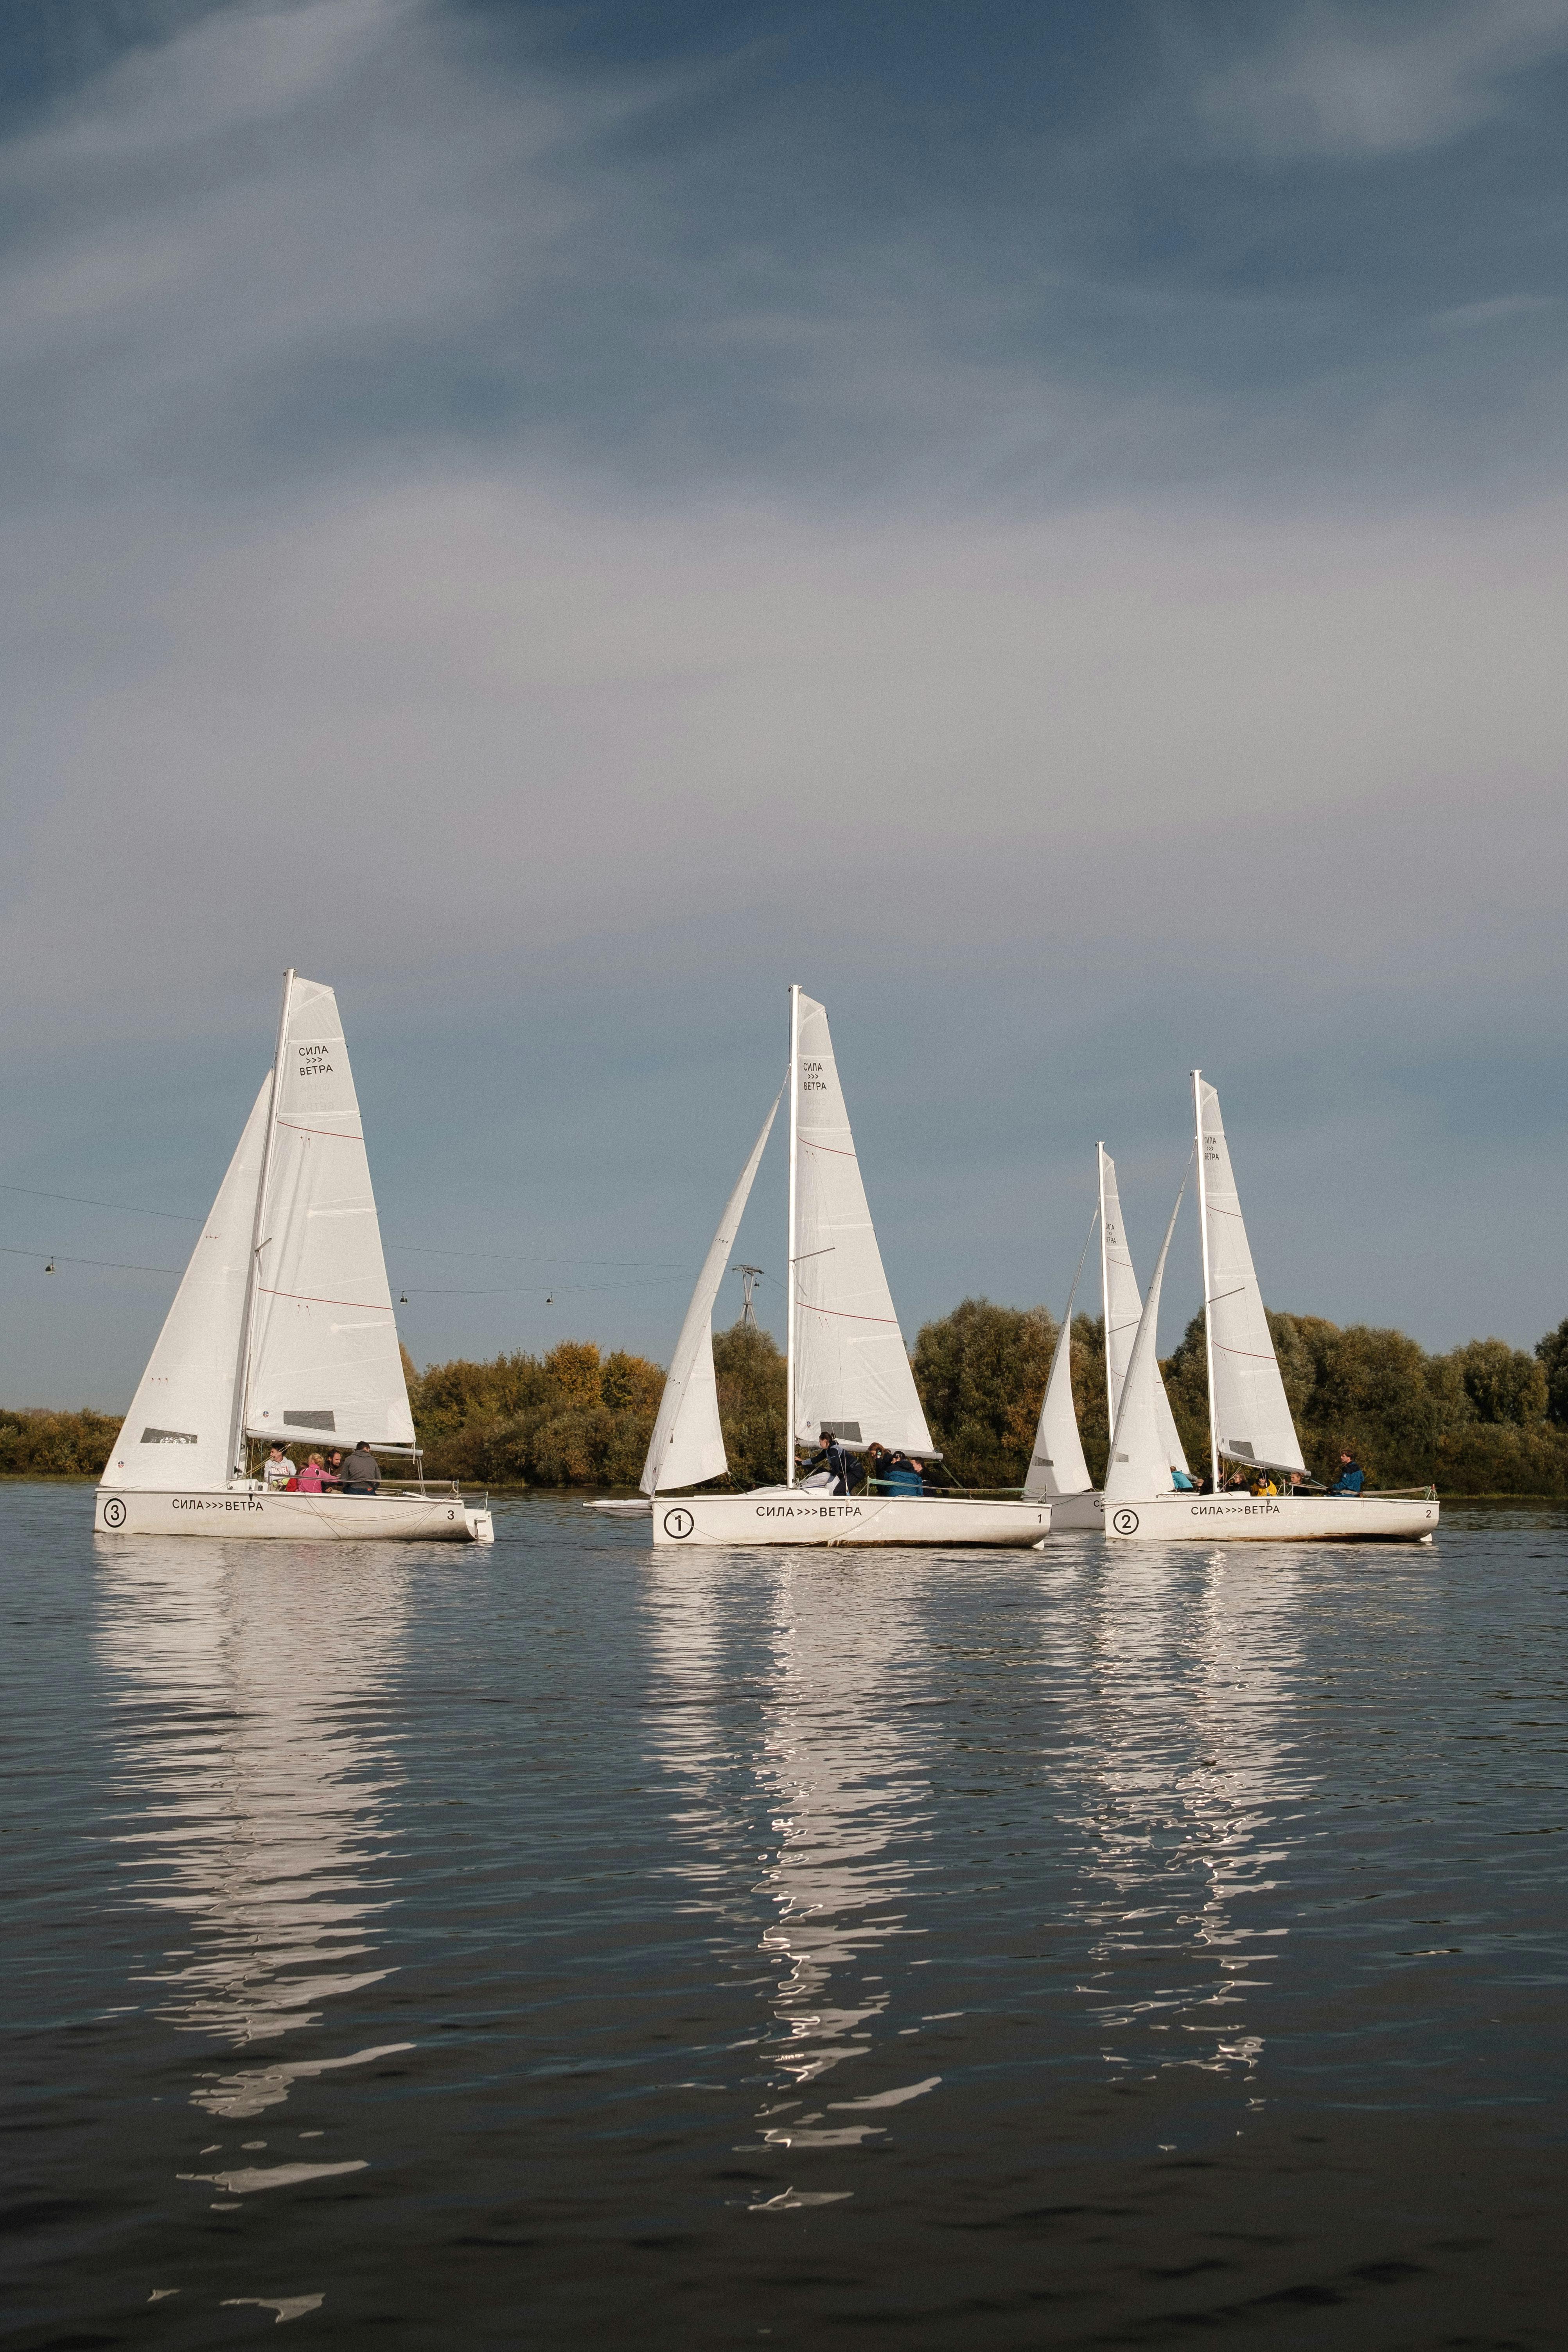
left=4, top=1487, right=1567, bottom=2348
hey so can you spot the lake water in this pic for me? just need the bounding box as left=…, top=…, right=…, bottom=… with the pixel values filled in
left=4, top=1486, right=1566, bottom=2349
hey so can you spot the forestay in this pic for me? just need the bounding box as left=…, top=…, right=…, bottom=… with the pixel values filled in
left=1104, top=1175, right=1185, bottom=1504
left=244, top=977, right=415, bottom=1451
left=1198, top=1080, right=1304, bottom=1476
left=1101, top=1148, right=1189, bottom=1477
left=792, top=995, right=932, bottom=1455
left=101, top=1079, right=271, bottom=1492
left=640, top=1088, right=782, bottom=1494
left=1024, top=1208, right=1095, bottom=1499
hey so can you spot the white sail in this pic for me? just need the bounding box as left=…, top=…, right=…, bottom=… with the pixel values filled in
left=1104, top=1175, right=1185, bottom=1504
left=1024, top=1209, right=1095, bottom=1499
left=791, top=995, right=932, bottom=1454
left=1101, top=1146, right=1189, bottom=1477
left=641, top=1089, right=782, bottom=1495
left=102, top=1078, right=272, bottom=1492
left=244, top=977, right=415, bottom=1452
left=1197, top=1080, right=1304, bottom=1475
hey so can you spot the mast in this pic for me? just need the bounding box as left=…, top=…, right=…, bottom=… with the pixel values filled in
left=1097, top=1141, right=1114, bottom=1437
left=785, top=983, right=800, bottom=1489
left=228, top=969, right=293, bottom=1481
left=1193, top=1068, right=1220, bottom=1493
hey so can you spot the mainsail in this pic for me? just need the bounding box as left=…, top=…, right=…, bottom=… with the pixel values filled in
left=1104, top=1174, right=1186, bottom=1504
left=1024, top=1208, right=1095, bottom=1500
left=244, top=977, right=415, bottom=1452
left=640, top=1089, right=782, bottom=1495
left=101, top=1078, right=272, bottom=1493
left=1101, top=1146, right=1189, bottom=1477
left=791, top=995, right=932, bottom=1454
left=1196, top=1079, right=1304, bottom=1476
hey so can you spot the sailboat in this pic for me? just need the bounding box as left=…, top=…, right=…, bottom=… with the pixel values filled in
left=94, top=972, right=493, bottom=1543
left=1102, top=1075, right=1438, bottom=1543
left=1026, top=1146, right=1192, bottom=1532
left=643, top=989, right=1052, bottom=1548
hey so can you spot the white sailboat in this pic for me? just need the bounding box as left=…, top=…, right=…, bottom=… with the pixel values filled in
left=1026, top=1146, right=1192, bottom=1533
left=645, top=989, right=1051, bottom=1548
left=95, top=971, right=493, bottom=1543
left=1102, top=1076, right=1437, bottom=1543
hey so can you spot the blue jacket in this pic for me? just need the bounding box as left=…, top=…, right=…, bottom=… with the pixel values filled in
left=1171, top=1469, right=1197, bottom=1491
left=886, top=1466, right=924, bottom=1496
left=1329, top=1464, right=1365, bottom=1494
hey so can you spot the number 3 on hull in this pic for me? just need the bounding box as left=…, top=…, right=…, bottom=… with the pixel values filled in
left=94, top=971, right=492, bottom=1543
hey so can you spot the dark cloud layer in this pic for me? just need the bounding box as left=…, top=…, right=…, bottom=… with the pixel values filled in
left=2, top=0, right=1566, bottom=1402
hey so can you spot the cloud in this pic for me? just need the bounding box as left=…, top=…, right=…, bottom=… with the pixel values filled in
left=1193, top=0, right=1568, bottom=160
left=3, top=0, right=1568, bottom=1400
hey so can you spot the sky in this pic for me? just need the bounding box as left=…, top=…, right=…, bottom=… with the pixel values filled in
left=4, top=0, right=1566, bottom=1406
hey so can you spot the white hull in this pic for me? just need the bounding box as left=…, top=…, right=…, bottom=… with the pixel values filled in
left=1102, top=1492, right=1437, bottom=1543
left=94, top=1488, right=493, bottom=1543
left=1041, top=1488, right=1105, bottom=1531
left=650, top=1491, right=1051, bottom=1548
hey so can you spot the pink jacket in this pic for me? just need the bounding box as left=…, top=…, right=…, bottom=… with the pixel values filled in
left=295, top=1462, right=325, bottom=1493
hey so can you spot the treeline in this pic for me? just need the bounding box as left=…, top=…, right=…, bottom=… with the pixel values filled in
left=916, top=1303, right=1568, bottom=1495
left=11, top=1312, right=1568, bottom=1494
left=0, top=1409, right=124, bottom=1478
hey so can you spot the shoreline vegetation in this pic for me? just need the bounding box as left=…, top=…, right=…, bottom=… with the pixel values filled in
left=8, top=1308, right=1568, bottom=1497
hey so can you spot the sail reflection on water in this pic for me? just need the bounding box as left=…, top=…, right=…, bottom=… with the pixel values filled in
left=1054, top=1547, right=1312, bottom=2083
left=643, top=1556, right=938, bottom=2174
left=96, top=1545, right=412, bottom=2122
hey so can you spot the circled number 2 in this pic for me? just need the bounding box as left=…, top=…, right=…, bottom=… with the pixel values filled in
left=1112, top=1509, right=1139, bottom=1535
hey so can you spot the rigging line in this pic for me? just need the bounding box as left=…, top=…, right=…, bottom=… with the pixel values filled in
left=0, top=1181, right=201, bottom=1222
left=0, top=1243, right=183, bottom=1274
left=384, top=1241, right=686, bottom=1268
left=401, top=1276, right=685, bottom=1297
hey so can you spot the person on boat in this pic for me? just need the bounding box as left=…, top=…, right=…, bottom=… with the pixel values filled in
left=885, top=1454, right=925, bottom=1498
left=1251, top=1472, right=1278, bottom=1495
left=865, top=1442, right=893, bottom=1491
left=341, top=1443, right=382, bottom=1497
left=1198, top=1470, right=1215, bottom=1494
left=295, top=1453, right=326, bottom=1494
left=1329, top=1453, right=1365, bottom=1495
left=262, top=1443, right=295, bottom=1490
left=1225, top=1469, right=1249, bottom=1491
left=1170, top=1465, right=1198, bottom=1491
left=322, top=1449, right=346, bottom=1489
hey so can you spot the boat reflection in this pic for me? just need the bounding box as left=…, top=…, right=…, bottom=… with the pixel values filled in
left=643, top=1552, right=937, bottom=2178
left=95, top=1542, right=413, bottom=2125
left=1052, top=1542, right=1313, bottom=2088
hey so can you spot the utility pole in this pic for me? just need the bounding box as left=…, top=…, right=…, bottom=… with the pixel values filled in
left=732, top=1264, right=764, bottom=1331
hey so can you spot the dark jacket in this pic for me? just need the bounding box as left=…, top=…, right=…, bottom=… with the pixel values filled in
left=1329, top=1462, right=1365, bottom=1494
left=341, top=1448, right=382, bottom=1491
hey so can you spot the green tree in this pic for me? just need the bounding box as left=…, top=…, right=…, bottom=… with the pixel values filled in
left=713, top=1321, right=787, bottom=1490
left=1446, top=1338, right=1548, bottom=1427
left=911, top=1298, right=1056, bottom=1490
left=1535, top=1319, right=1568, bottom=1428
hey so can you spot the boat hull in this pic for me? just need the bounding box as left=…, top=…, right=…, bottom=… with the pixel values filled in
left=650, top=1492, right=1051, bottom=1547
left=1102, top=1492, right=1437, bottom=1543
left=1041, top=1489, right=1104, bottom=1531
left=94, top=1488, right=492, bottom=1542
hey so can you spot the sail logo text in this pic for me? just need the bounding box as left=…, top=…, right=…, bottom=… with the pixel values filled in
left=801, top=1059, right=828, bottom=1094
left=297, top=1046, right=335, bottom=1079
